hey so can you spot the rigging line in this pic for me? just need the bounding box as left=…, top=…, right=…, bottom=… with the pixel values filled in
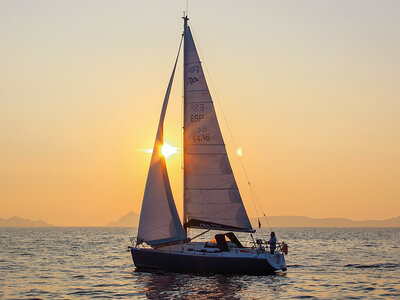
left=181, top=44, right=184, bottom=172
left=249, top=184, right=273, bottom=232
left=181, top=98, right=184, bottom=170
left=189, top=25, right=270, bottom=229
left=171, top=32, right=184, bottom=172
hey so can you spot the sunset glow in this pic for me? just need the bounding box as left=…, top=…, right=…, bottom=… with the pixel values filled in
left=1, top=1, right=399, bottom=227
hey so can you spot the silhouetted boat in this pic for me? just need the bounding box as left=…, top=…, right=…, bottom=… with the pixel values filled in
left=129, top=13, right=287, bottom=274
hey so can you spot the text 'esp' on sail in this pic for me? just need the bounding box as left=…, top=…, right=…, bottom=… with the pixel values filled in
left=183, top=24, right=254, bottom=233
left=137, top=36, right=187, bottom=246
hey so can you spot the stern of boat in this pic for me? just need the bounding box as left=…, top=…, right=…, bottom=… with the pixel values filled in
left=266, top=252, right=287, bottom=272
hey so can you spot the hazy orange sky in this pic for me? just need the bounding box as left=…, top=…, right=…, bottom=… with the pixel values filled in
left=1, top=1, right=399, bottom=226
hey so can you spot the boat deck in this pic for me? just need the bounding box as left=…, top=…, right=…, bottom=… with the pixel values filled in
left=131, top=241, right=287, bottom=274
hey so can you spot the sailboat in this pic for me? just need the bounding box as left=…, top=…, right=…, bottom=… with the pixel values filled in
left=129, top=14, right=287, bottom=274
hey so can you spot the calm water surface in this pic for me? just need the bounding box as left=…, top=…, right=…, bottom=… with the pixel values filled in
left=1, top=227, right=399, bottom=299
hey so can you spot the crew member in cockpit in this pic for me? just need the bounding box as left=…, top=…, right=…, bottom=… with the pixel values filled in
left=268, top=232, right=276, bottom=254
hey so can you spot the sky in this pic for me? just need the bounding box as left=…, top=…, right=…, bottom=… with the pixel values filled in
left=1, top=0, right=399, bottom=226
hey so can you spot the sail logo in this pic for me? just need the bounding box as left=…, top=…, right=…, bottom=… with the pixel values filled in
left=191, top=103, right=204, bottom=112
left=199, top=223, right=222, bottom=229
left=187, top=77, right=199, bottom=84
left=188, top=66, right=200, bottom=73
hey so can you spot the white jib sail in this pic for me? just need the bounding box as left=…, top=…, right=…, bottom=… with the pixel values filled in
left=137, top=37, right=186, bottom=246
left=183, top=25, right=254, bottom=233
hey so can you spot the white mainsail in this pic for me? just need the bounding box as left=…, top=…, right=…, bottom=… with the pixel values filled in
left=137, top=38, right=186, bottom=246
left=183, top=23, right=254, bottom=233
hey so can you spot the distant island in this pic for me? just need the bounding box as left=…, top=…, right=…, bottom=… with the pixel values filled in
left=107, top=211, right=140, bottom=227
left=2, top=213, right=398, bottom=227
left=0, top=216, right=53, bottom=227
left=106, top=212, right=400, bottom=228
left=251, top=216, right=400, bottom=228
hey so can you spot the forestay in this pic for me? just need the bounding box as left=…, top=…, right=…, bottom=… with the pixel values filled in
left=183, top=24, right=254, bottom=233
left=137, top=37, right=187, bottom=246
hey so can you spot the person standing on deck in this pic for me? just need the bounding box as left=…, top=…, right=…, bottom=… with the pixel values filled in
left=268, top=232, right=277, bottom=254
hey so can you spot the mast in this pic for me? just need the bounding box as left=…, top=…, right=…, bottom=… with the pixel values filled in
left=182, top=13, right=189, bottom=235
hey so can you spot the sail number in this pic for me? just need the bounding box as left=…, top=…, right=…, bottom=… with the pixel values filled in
left=193, top=133, right=210, bottom=143
left=190, top=104, right=208, bottom=142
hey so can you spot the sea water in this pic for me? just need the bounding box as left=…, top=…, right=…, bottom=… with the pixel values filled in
left=1, top=227, right=399, bottom=299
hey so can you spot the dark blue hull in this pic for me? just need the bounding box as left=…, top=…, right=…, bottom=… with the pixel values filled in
left=131, top=248, right=277, bottom=274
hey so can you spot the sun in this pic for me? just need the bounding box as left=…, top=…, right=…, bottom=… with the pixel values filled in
left=141, top=142, right=179, bottom=158
left=161, top=143, right=179, bottom=158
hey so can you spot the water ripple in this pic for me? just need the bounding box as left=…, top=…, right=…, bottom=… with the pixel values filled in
left=1, top=227, right=399, bottom=299
left=344, top=263, right=399, bottom=269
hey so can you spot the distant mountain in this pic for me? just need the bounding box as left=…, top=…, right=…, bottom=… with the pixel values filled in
left=107, top=211, right=140, bottom=227
left=251, top=216, right=400, bottom=228
left=107, top=212, right=400, bottom=228
left=0, top=216, right=53, bottom=227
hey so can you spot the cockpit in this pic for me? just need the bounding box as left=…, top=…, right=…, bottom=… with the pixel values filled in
left=205, top=232, right=244, bottom=252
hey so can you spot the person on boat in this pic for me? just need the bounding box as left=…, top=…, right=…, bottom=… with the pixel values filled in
left=268, top=232, right=277, bottom=254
